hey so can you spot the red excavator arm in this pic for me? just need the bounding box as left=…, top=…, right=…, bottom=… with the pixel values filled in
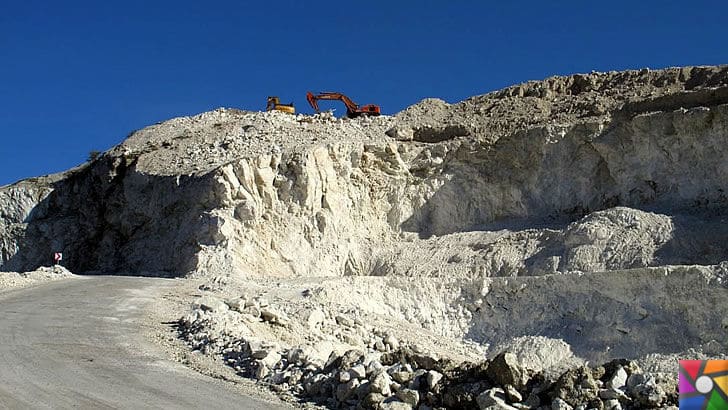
left=306, top=91, right=381, bottom=118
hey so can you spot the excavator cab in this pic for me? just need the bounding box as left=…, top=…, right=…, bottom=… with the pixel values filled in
left=266, top=96, right=295, bottom=114
left=358, top=104, right=380, bottom=116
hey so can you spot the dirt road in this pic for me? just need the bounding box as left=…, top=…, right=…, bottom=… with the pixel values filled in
left=0, top=276, right=289, bottom=409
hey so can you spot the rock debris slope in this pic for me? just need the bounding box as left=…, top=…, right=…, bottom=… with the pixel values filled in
left=2, top=65, right=728, bottom=408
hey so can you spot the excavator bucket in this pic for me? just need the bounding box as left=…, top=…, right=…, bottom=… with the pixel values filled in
left=306, top=92, right=320, bottom=113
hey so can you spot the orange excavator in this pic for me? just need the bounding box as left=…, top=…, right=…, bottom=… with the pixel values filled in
left=306, top=91, right=381, bottom=118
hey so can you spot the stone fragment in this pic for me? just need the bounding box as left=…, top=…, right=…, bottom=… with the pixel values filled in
left=391, top=371, right=413, bottom=384
left=384, top=334, right=400, bottom=351
left=627, top=373, right=665, bottom=408
left=603, top=399, right=622, bottom=410
left=370, top=371, right=393, bottom=396
left=625, top=373, right=644, bottom=390
left=503, top=384, right=522, bottom=403
left=335, top=314, right=354, bottom=327
left=343, top=333, right=364, bottom=347
left=607, top=366, right=628, bottom=390
left=225, top=297, right=245, bottom=311
left=599, top=388, right=628, bottom=400
left=487, top=352, right=527, bottom=389
left=254, top=350, right=281, bottom=369
left=349, top=364, right=367, bottom=380
left=336, top=378, right=359, bottom=402
left=243, top=305, right=261, bottom=318
left=307, top=308, right=325, bottom=330
left=303, top=373, right=326, bottom=396
left=260, top=308, right=287, bottom=325
left=379, top=398, right=413, bottom=410
left=551, top=366, right=599, bottom=404
left=269, top=371, right=288, bottom=385
left=362, top=392, right=386, bottom=409
left=551, top=397, right=573, bottom=410
left=476, top=387, right=518, bottom=410
left=426, top=370, right=443, bottom=390
left=254, top=362, right=270, bottom=380
left=251, top=348, right=271, bottom=359
left=409, top=369, right=428, bottom=390
left=367, top=359, right=385, bottom=376
left=287, top=347, right=306, bottom=364
left=194, top=296, right=228, bottom=313
left=396, top=388, right=420, bottom=406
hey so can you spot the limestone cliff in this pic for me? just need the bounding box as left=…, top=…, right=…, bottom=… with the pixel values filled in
left=1, top=65, right=728, bottom=279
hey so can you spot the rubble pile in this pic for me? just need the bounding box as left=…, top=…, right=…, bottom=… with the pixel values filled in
left=177, top=292, right=680, bottom=409
left=0, top=265, right=74, bottom=291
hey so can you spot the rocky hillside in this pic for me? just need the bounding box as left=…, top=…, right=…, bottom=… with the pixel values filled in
left=2, top=66, right=728, bottom=277
left=2, top=65, right=728, bottom=408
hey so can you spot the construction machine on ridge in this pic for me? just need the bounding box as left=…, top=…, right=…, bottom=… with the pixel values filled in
left=266, top=96, right=295, bottom=114
left=306, top=91, right=381, bottom=118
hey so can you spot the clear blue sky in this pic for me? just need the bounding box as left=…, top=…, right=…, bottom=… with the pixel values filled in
left=1, top=1, right=727, bottom=186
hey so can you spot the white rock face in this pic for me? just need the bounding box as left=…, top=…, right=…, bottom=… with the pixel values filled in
left=2, top=68, right=728, bottom=409
left=2, top=66, right=728, bottom=278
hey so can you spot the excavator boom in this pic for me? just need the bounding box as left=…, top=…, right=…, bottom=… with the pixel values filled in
left=306, top=91, right=380, bottom=118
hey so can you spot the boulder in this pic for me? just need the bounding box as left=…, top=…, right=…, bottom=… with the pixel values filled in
left=370, top=371, right=393, bottom=396
left=426, top=370, right=443, bottom=390
left=503, top=384, right=522, bottom=403
left=380, top=398, right=413, bottom=410
left=606, top=366, right=628, bottom=390
left=487, top=352, right=528, bottom=389
left=362, top=392, right=386, bottom=409
left=391, top=371, right=413, bottom=384
left=476, top=387, right=518, bottom=410
left=307, top=308, right=325, bottom=330
left=193, top=296, right=228, bottom=313
left=225, top=297, right=245, bottom=311
left=260, top=307, right=288, bottom=325
left=551, top=397, right=573, bottom=410
left=336, top=379, right=359, bottom=402
left=627, top=373, right=665, bottom=408
left=603, top=399, right=622, bottom=410
left=550, top=366, right=599, bottom=404
left=396, top=388, right=420, bottom=407
left=349, top=364, right=367, bottom=380
left=339, top=370, right=352, bottom=383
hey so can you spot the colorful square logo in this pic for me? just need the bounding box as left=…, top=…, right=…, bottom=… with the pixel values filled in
left=679, top=360, right=728, bottom=409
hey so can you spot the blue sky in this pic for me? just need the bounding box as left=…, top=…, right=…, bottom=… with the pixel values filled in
left=1, top=1, right=727, bottom=186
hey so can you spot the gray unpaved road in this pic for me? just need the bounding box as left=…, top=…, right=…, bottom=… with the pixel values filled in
left=0, top=276, right=289, bottom=409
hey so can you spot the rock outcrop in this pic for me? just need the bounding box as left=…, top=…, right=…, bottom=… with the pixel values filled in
left=2, top=66, right=728, bottom=278
left=3, top=64, right=728, bottom=409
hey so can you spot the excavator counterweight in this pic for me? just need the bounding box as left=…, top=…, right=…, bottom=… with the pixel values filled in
left=306, top=91, right=380, bottom=118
